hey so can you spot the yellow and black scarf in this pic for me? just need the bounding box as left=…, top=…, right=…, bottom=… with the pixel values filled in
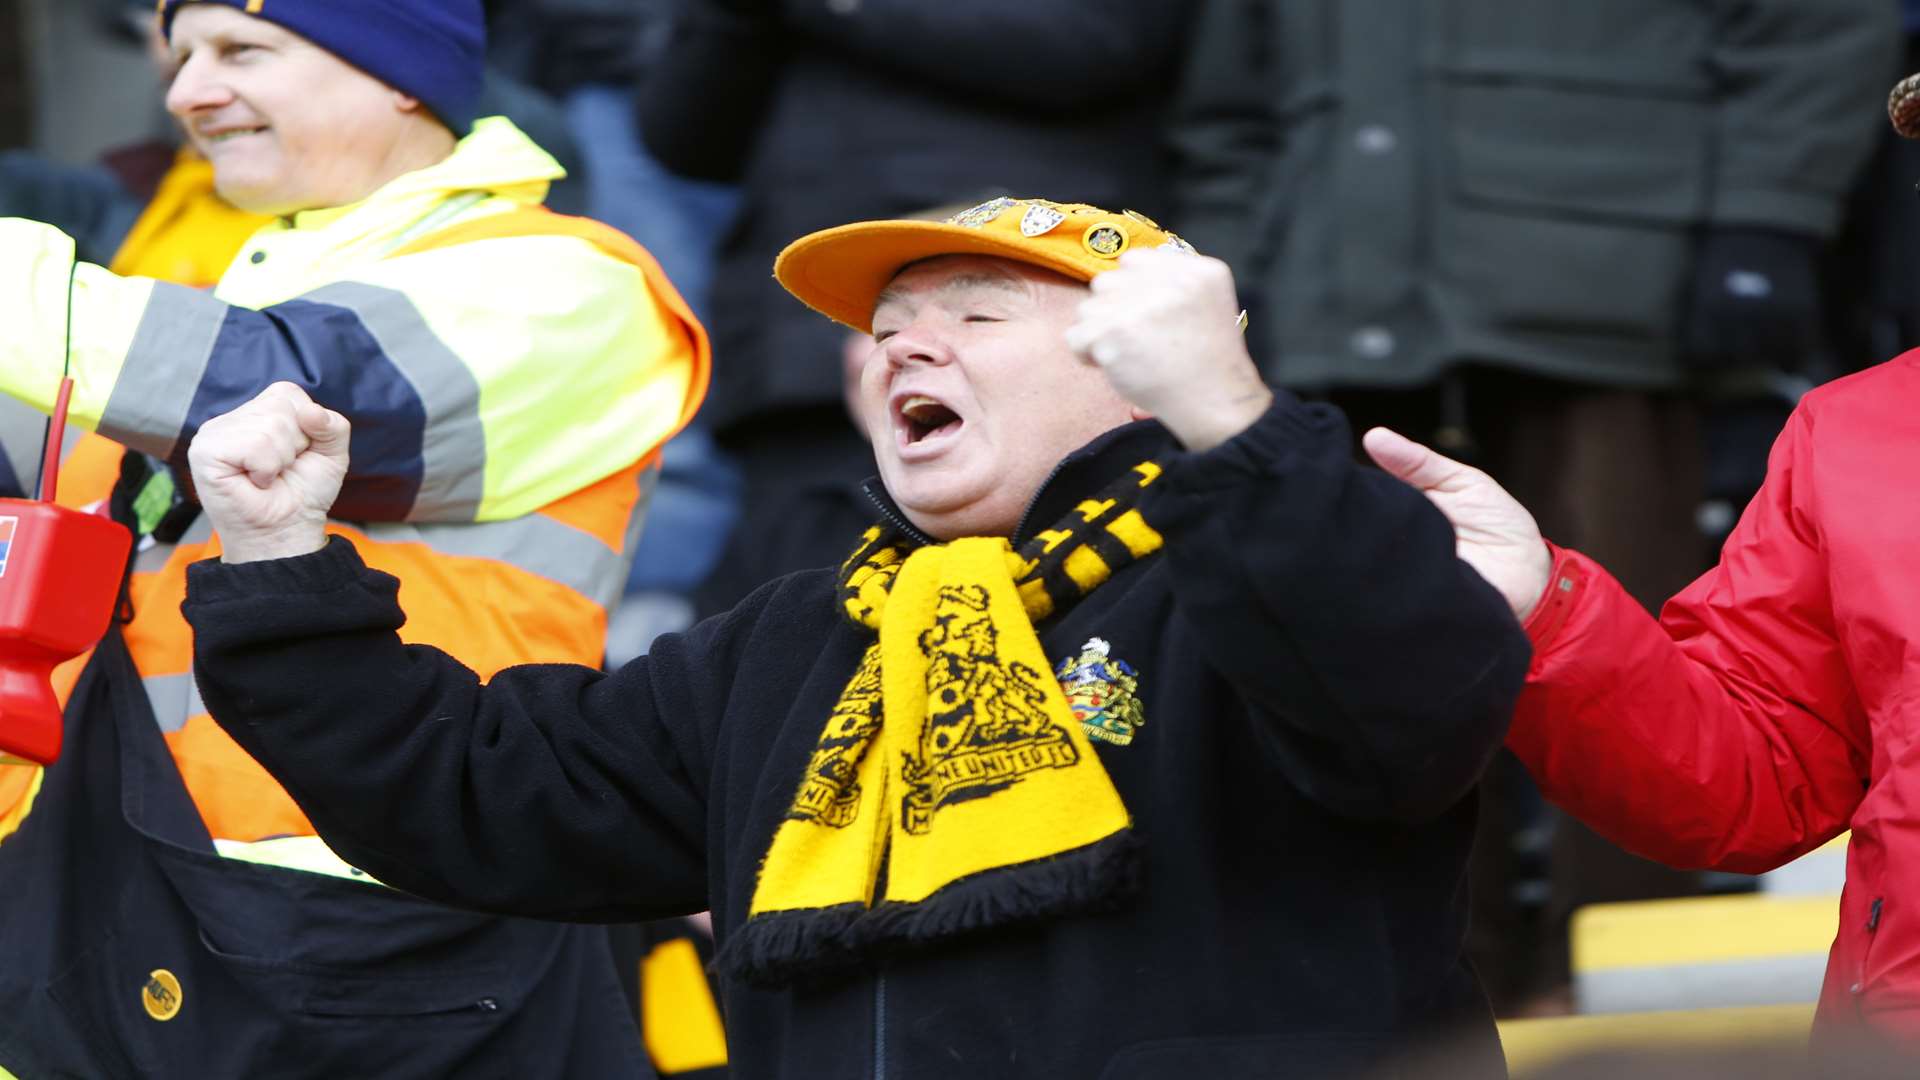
left=721, top=462, right=1167, bottom=986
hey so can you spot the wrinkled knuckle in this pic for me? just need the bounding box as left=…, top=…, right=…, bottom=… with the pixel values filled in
left=231, top=437, right=264, bottom=466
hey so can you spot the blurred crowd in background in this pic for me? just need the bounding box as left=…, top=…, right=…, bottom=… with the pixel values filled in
left=5, top=0, right=1920, bottom=1041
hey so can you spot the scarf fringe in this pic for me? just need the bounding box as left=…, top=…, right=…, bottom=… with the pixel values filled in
left=719, top=829, right=1142, bottom=988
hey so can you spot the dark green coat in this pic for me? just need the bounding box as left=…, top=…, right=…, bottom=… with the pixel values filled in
left=1171, top=0, right=1899, bottom=390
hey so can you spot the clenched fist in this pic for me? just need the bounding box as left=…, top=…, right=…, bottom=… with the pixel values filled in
left=186, top=382, right=350, bottom=564
left=1063, top=247, right=1272, bottom=451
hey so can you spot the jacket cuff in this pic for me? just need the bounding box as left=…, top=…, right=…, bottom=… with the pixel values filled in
left=1157, top=392, right=1332, bottom=495
left=184, top=534, right=371, bottom=604
left=1522, top=542, right=1589, bottom=675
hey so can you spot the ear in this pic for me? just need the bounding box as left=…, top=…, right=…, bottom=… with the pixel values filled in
left=392, top=90, right=426, bottom=116
left=1128, top=405, right=1153, bottom=422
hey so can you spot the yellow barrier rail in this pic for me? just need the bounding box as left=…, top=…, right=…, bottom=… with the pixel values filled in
left=1500, top=1003, right=1815, bottom=1076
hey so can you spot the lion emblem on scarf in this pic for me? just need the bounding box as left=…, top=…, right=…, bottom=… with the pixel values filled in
left=899, top=584, right=1079, bottom=834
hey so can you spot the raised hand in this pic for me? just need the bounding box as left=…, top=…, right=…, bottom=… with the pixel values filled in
left=1362, top=427, right=1552, bottom=621
left=1064, top=247, right=1272, bottom=451
left=186, top=382, right=350, bottom=564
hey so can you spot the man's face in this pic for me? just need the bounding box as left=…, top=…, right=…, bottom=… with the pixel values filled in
left=164, top=4, right=425, bottom=215
left=861, top=255, right=1139, bottom=540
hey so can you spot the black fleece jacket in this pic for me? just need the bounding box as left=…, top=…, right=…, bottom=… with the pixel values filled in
left=185, top=399, right=1527, bottom=1080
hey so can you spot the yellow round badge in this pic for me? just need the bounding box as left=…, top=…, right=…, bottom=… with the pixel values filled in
left=1082, top=223, right=1130, bottom=259
left=142, top=969, right=184, bottom=1021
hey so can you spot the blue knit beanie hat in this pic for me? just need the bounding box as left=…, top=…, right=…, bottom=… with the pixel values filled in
left=158, top=0, right=486, bottom=133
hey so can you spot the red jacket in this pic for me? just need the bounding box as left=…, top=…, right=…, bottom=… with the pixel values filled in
left=1509, top=351, right=1920, bottom=1034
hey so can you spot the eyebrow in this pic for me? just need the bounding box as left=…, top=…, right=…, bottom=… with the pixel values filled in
left=873, top=271, right=1026, bottom=316
left=171, top=31, right=233, bottom=59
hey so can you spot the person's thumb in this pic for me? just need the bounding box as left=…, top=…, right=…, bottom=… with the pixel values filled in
left=1362, top=426, right=1468, bottom=491
left=295, top=400, right=351, bottom=459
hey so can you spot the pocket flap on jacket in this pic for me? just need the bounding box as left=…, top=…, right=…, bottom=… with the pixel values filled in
left=195, top=927, right=522, bottom=1019
left=1447, top=80, right=1708, bottom=226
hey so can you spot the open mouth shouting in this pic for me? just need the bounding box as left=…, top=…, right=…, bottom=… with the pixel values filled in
left=892, top=391, right=967, bottom=459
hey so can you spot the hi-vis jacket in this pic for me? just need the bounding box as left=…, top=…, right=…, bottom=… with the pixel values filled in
left=0, top=114, right=708, bottom=855
left=0, top=116, right=710, bottom=1078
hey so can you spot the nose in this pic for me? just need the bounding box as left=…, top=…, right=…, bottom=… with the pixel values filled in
left=880, top=320, right=955, bottom=371
left=164, top=53, right=233, bottom=119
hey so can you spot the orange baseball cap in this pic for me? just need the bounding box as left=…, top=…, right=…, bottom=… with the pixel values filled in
left=774, top=196, right=1198, bottom=333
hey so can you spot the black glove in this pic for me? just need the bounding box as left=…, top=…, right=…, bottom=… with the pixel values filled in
left=1681, top=228, right=1823, bottom=371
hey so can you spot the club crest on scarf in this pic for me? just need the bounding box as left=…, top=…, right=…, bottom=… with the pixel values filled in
left=903, top=584, right=1081, bottom=834
left=1056, top=637, right=1146, bottom=747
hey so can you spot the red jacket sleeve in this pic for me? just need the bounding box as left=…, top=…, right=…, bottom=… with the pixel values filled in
left=1508, top=405, right=1870, bottom=873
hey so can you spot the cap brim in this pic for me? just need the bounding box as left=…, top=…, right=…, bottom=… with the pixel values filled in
left=774, top=220, right=1099, bottom=334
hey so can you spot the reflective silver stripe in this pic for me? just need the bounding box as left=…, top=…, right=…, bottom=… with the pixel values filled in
left=98, top=282, right=229, bottom=460
left=127, top=514, right=207, bottom=576
left=376, top=190, right=490, bottom=257
left=133, top=536, right=175, bottom=575
left=141, top=494, right=638, bottom=605
left=361, top=506, right=638, bottom=612
left=142, top=672, right=198, bottom=733
left=304, top=282, right=486, bottom=522
left=623, top=464, right=658, bottom=569
left=187, top=678, right=207, bottom=724
left=0, top=394, right=51, bottom=492
left=132, top=488, right=645, bottom=736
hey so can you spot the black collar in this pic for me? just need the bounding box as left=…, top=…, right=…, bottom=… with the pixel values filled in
left=860, top=420, right=1174, bottom=548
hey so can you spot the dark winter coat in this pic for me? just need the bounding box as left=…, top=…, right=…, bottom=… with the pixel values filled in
left=639, top=0, right=1191, bottom=435
left=185, top=400, right=1530, bottom=1079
